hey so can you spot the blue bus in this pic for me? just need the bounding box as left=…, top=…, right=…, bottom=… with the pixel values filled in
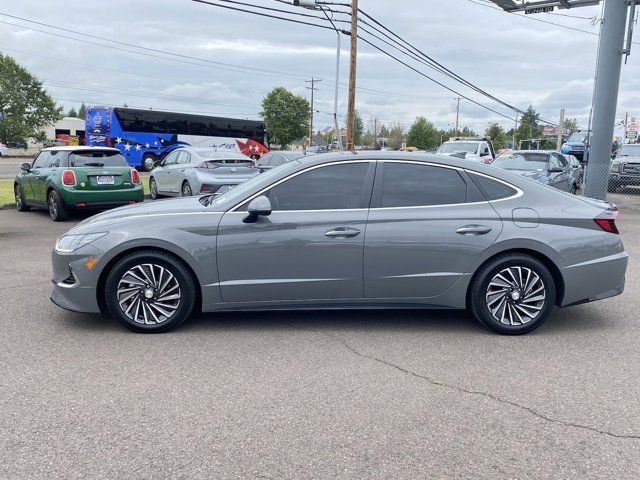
left=86, top=106, right=269, bottom=171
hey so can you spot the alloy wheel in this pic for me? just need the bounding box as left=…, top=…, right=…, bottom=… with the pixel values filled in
left=116, top=263, right=181, bottom=325
left=15, top=185, right=22, bottom=209
left=48, top=192, right=58, bottom=219
left=485, top=266, right=545, bottom=326
left=182, top=183, right=192, bottom=196
left=150, top=178, right=157, bottom=198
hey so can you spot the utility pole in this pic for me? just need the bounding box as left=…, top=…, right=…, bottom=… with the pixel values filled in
left=624, top=111, right=628, bottom=143
left=345, top=0, right=358, bottom=151
left=513, top=113, right=518, bottom=150
left=373, top=118, right=378, bottom=147
left=455, top=97, right=461, bottom=134
left=306, top=77, right=321, bottom=149
left=584, top=0, right=629, bottom=199
left=556, top=108, right=565, bottom=151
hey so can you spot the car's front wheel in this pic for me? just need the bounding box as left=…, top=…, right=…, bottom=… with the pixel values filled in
left=104, top=250, right=197, bottom=333
left=47, top=189, right=68, bottom=221
left=468, top=254, right=556, bottom=335
left=15, top=184, right=30, bottom=212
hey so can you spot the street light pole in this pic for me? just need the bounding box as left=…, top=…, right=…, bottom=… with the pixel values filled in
left=345, top=0, right=358, bottom=151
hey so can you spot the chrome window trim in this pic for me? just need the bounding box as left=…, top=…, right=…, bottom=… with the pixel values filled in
left=228, top=159, right=373, bottom=213
left=226, top=159, right=524, bottom=214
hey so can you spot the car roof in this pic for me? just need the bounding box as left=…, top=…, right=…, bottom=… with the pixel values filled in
left=187, top=148, right=250, bottom=159
left=506, top=150, right=553, bottom=155
left=42, top=146, right=121, bottom=152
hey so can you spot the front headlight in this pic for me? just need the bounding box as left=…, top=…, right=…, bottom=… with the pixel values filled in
left=610, top=162, right=620, bottom=173
left=55, top=232, right=108, bottom=253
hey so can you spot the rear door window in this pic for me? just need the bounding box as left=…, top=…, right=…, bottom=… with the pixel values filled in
left=378, top=162, right=467, bottom=207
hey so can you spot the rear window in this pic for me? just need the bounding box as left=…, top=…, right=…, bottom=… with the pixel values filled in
left=469, top=173, right=518, bottom=200
left=68, top=151, right=128, bottom=167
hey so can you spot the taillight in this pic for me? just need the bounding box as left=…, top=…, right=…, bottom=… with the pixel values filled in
left=62, top=170, right=76, bottom=186
left=131, top=169, right=140, bottom=184
left=194, top=162, right=210, bottom=169
left=594, top=209, right=619, bottom=234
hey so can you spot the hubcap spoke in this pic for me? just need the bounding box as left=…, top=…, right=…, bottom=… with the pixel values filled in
left=486, top=266, right=545, bottom=326
left=116, top=263, right=181, bottom=325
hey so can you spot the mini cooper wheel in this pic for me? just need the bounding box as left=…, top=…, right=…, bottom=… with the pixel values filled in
left=469, top=254, right=556, bottom=335
left=104, top=250, right=196, bottom=333
left=181, top=181, right=192, bottom=197
left=149, top=177, right=159, bottom=200
left=15, top=184, right=30, bottom=212
left=47, top=189, right=68, bottom=221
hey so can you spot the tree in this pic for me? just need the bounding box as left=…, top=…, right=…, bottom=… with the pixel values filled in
left=460, top=126, right=477, bottom=137
left=260, top=87, right=309, bottom=148
left=563, top=117, right=579, bottom=135
left=0, top=53, right=62, bottom=144
left=361, top=129, right=375, bottom=149
left=354, top=111, right=364, bottom=146
left=484, top=122, right=507, bottom=149
left=405, top=116, right=439, bottom=150
left=78, top=102, right=86, bottom=119
left=67, top=107, right=78, bottom=118
left=515, top=105, right=542, bottom=147
left=387, top=123, right=405, bottom=150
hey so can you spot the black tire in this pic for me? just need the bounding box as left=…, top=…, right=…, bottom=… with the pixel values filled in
left=468, top=254, right=556, bottom=335
left=181, top=181, right=192, bottom=197
left=15, top=184, right=30, bottom=212
left=570, top=183, right=578, bottom=195
left=149, top=177, right=159, bottom=200
left=47, top=189, right=68, bottom=221
left=142, top=154, right=156, bottom=172
left=104, top=250, right=197, bottom=333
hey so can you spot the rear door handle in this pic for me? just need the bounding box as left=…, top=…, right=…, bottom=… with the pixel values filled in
left=456, top=225, right=492, bottom=236
left=325, top=227, right=361, bottom=238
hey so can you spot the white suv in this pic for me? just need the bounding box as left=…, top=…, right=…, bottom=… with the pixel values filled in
left=436, top=137, right=495, bottom=163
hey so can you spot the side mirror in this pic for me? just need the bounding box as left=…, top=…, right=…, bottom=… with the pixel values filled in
left=20, top=162, right=31, bottom=172
left=243, top=195, right=272, bottom=223
left=548, top=166, right=564, bottom=173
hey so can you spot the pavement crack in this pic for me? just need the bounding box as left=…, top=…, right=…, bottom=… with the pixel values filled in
left=324, top=331, right=640, bottom=442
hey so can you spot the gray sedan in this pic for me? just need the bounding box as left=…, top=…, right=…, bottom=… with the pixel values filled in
left=149, top=147, right=258, bottom=198
left=51, top=152, right=627, bottom=335
left=257, top=150, right=313, bottom=172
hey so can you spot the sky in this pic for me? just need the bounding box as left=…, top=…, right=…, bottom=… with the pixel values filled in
left=0, top=0, right=636, bottom=138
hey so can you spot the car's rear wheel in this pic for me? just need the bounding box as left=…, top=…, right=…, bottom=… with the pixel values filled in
left=468, top=254, right=556, bottom=335
left=47, top=189, right=68, bottom=221
left=104, top=250, right=197, bottom=333
left=15, top=184, right=30, bottom=212
left=181, top=181, right=192, bottom=197
left=149, top=177, right=159, bottom=200
left=142, top=154, right=156, bottom=172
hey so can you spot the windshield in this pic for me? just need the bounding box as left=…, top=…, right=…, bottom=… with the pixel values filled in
left=567, top=132, right=588, bottom=143
left=206, top=160, right=300, bottom=208
left=618, top=144, right=640, bottom=157
left=437, top=142, right=478, bottom=154
left=69, top=151, right=128, bottom=167
left=492, top=153, right=548, bottom=171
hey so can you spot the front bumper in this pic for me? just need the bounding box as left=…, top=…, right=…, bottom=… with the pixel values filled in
left=50, top=247, right=103, bottom=314
left=561, top=251, right=628, bottom=306
left=609, top=174, right=640, bottom=186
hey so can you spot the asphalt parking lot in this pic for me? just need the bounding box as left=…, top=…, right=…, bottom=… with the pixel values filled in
left=1, top=202, right=639, bottom=479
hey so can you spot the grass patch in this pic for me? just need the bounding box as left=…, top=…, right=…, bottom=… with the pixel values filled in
left=0, top=179, right=14, bottom=206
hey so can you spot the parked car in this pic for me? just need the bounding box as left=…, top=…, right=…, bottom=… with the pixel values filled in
left=561, top=131, right=590, bottom=161
left=0, top=142, right=8, bottom=157
left=306, top=145, right=329, bottom=154
left=436, top=137, right=495, bottom=163
left=51, top=152, right=627, bottom=335
left=609, top=143, right=640, bottom=192
left=566, top=154, right=584, bottom=187
left=149, top=147, right=259, bottom=199
left=491, top=150, right=578, bottom=194
left=15, top=146, right=143, bottom=221
left=257, top=150, right=312, bottom=172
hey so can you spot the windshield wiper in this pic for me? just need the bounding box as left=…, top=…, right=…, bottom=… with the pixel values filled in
left=82, top=162, right=105, bottom=167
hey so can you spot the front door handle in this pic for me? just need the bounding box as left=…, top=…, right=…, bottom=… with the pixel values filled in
left=325, top=227, right=361, bottom=238
left=456, top=225, right=492, bottom=236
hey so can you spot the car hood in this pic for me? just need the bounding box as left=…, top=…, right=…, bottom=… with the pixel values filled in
left=508, top=169, right=550, bottom=183
left=616, top=155, right=640, bottom=162
left=438, top=152, right=482, bottom=161
left=71, top=197, right=209, bottom=232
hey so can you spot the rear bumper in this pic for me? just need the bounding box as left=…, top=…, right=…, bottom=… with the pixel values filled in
left=60, top=185, right=144, bottom=208
left=560, top=251, right=628, bottom=306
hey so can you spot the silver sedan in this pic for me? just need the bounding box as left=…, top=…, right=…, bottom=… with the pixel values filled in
left=51, top=152, right=628, bottom=335
left=149, top=147, right=259, bottom=198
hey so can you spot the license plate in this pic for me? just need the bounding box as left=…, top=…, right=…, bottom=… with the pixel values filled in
left=97, top=175, right=114, bottom=185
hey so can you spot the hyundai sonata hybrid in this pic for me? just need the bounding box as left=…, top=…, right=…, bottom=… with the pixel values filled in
left=51, top=152, right=628, bottom=335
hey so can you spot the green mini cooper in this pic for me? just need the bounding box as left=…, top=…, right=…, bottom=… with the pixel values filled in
left=14, top=146, right=144, bottom=221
